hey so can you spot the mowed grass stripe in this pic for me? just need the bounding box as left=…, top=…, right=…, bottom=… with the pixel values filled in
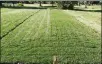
left=22, top=10, right=46, bottom=41
left=1, top=9, right=48, bottom=62
left=29, top=9, right=51, bottom=47
left=1, top=9, right=41, bottom=39
left=1, top=9, right=39, bottom=32
left=1, top=9, right=39, bottom=37
left=24, top=9, right=47, bottom=40
left=1, top=8, right=19, bottom=13
left=1, top=10, right=43, bottom=49
left=7, top=10, right=44, bottom=43
left=1, top=9, right=45, bottom=46
left=1, top=9, right=35, bottom=25
left=50, top=9, right=101, bottom=63
left=45, top=9, right=51, bottom=39
left=1, top=9, right=53, bottom=63
left=23, top=9, right=50, bottom=52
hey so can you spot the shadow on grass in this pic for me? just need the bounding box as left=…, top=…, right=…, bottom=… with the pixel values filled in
left=1, top=6, right=47, bottom=9
left=42, top=6, right=57, bottom=8
left=1, top=6, right=57, bottom=9
left=73, top=9, right=102, bottom=12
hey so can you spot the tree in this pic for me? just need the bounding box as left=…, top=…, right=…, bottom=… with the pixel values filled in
left=43, top=1, right=47, bottom=4
left=11, top=1, right=15, bottom=7
left=56, top=1, right=74, bottom=10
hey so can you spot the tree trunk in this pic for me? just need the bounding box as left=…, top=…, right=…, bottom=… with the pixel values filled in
left=84, top=1, right=87, bottom=8
left=0, top=2, right=2, bottom=7
left=51, top=1, right=54, bottom=6
left=12, top=2, right=14, bottom=7
left=39, top=1, right=42, bottom=7
left=78, top=1, right=80, bottom=6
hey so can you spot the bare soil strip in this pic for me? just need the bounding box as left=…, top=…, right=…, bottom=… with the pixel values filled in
left=63, top=10, right=101, bottom=34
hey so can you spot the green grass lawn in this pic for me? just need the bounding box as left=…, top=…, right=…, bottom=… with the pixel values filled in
left=1, top=8, right=101, bottom=64
left=1, top=8, right=39, bottom=38
left=73, top=5, right=101, bottom=25
left=72, top=10, right=101, bottom=25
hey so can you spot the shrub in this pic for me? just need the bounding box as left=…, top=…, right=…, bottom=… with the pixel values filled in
left=67, top=3, right=74, bottom=10
left=56, top=1, right=74, bottom=10
left=17, top=3, right=23, bottom=7
left=56, top=2, right=63, bottom=9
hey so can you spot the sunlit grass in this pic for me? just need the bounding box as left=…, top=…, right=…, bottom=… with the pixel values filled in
left=1, top=8, right=101, bottom=63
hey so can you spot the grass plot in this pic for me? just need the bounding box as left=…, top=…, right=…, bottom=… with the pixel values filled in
left=1, top=8, right=101, bottom=64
